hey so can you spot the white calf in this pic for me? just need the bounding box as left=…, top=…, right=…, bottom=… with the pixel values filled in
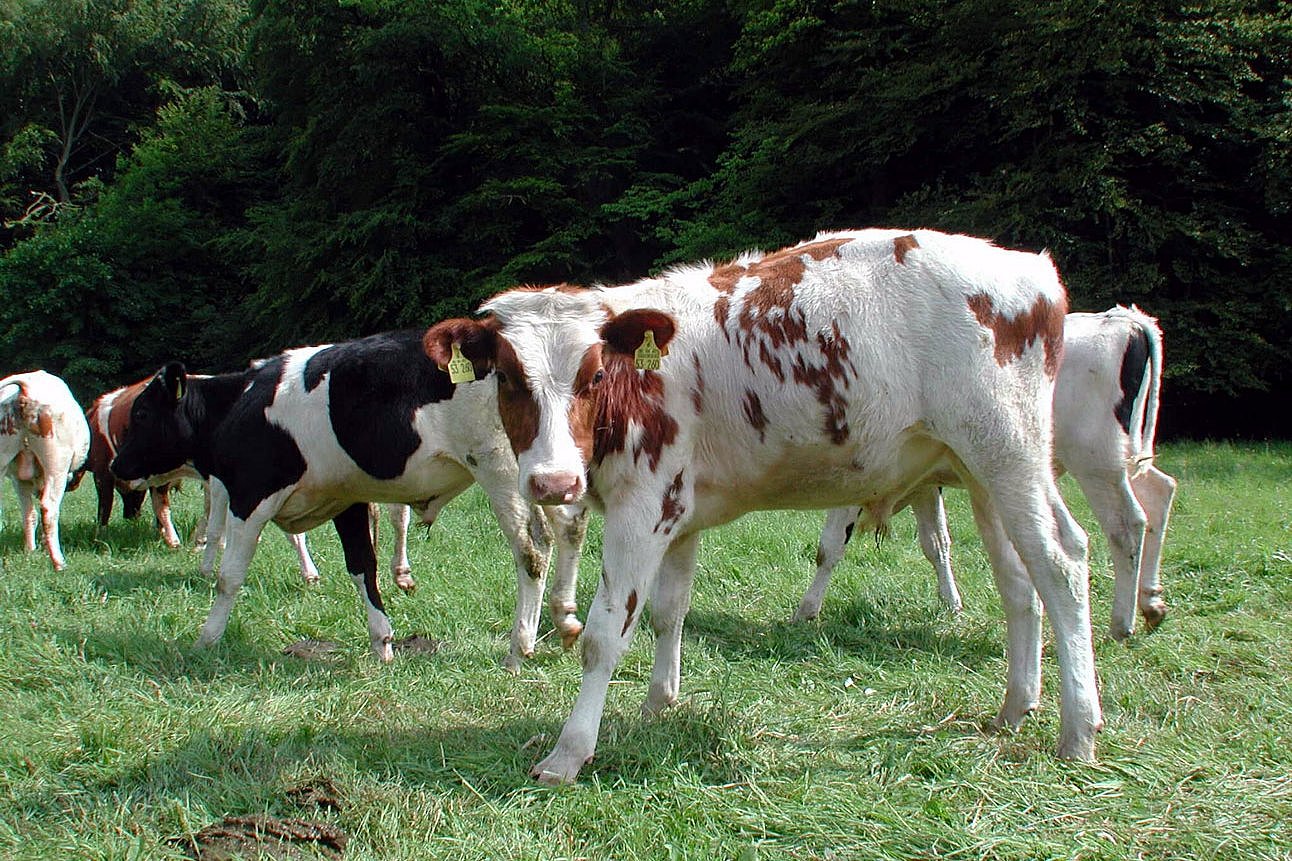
left=1, top=371, right=91, bottom=570
left=797, top=307, right=1175, bottom=640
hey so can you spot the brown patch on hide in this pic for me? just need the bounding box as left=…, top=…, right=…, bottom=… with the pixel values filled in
left=707, top=238, right=850, bottom=376
left=593, top=354, right=679, bottom=472
left=893, top=233, right=919, bottom=264
left=654, top=470, right=687, bottom=535
left=742, top=389, right=768, bottom=443
left=622, top=590, right=638, bottom=636
left=708, top=237, right=849, bottom=296
left=966, top=292, right=1067, bottom=377
left=690, top=355, right=705, bottom=414
left=790, top=322, right=858, bottom=445
left=713, top=295, right=731, bottom=335
left=107, top=380, right=148, bottom=449
left=34, top=408, right=54, bottom=438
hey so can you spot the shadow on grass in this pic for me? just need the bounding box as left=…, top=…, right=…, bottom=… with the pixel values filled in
left=50, top=623, right=302, bottom=682
left=5, top=704, right=756, bottom=832
left=0, top=514, right=193, bottom=558
left=683, top=596, right=1001, bottom=668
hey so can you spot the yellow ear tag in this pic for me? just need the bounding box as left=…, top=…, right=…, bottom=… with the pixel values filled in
left=634, top=330, right=662, bottom=371
left=447, top=343, right=476, bottom=384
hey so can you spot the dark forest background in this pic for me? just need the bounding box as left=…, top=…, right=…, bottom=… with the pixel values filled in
left=2, top=0, right=1289, bottom=438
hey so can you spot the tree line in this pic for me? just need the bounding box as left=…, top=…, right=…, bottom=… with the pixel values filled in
left=2, top=0, right=1289, bottom=437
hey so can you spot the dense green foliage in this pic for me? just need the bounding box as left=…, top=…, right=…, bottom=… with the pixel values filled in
left=2, top=0, right=1289, bottom=435
left=2, top=442, right=1290, bottom=857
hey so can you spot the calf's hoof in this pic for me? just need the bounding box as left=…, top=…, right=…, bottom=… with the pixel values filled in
left=530, top=750, right=590, bottom=786
left=558, top=620, right=583, bottom=651
left=642, top=690, right=677, bottom=717
left=1141, top=602, right=1167, bottom=633
left=992, top=700, right=1039, bottom=733
left=393, top=568, right=416, bottom=592
left=371, top=638, right=394, bottom=663
left=1057, top=727, right=1100, bottom=762
left=791, top=605, right=820, bottom=623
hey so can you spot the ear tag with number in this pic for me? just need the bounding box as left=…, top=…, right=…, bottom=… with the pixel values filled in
left=447, top=343, right=476, bottom=384
left=634, top=330, right=662, bottom=371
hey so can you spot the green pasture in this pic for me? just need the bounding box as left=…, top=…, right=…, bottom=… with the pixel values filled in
left=1, top=442, right=1288, bottom=859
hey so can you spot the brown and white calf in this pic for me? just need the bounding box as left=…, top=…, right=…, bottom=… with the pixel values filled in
left=111, top=331, right=587, bottom=668
left=797, top=306, right=1176, bottom=640
left=2, top=370, right=90, bottom=570
left=85, top=379, right=192, bottom=548
left=425, top=228, right=1103, bottom=783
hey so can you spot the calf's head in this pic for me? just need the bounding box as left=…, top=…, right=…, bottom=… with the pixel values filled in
left=424, top=288, right=675, bottom=505
left=110, top=362, right=191, bottom=483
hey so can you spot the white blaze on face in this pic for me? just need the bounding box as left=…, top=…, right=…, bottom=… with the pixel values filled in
left=482, top=289, right=607, bottom=505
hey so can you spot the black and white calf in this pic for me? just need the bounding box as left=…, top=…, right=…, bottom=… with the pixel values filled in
left=796, top=306, right=1175, bottom=640
left=111, top=331, right=587, bottom=666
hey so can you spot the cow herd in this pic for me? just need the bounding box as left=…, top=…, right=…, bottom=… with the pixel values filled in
left=1, top=228, right=1174, bottom=783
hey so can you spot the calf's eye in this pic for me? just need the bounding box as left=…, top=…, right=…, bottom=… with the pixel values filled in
left=592, top=369, right=605, bottom=385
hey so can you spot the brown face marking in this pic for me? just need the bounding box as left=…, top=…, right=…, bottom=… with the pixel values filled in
left=742, top=389, right=768, bottom=443
left=966, top=292, right=1067, bottom=377
left=593, top=354, right=679, bottom=472
left=494, top=338, right=540, bottom=455
left=565, top=344, right=605, bottom=466
left=622, top=589, right=638, bottom=636
left=893, top=234, right=919, bottom=264
left=654, top=470, right=686, bottom=535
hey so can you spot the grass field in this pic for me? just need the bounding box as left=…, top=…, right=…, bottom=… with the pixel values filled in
left=1, top=442, right=1289, bottom=859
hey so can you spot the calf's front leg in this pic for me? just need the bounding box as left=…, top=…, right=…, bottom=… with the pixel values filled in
left=531, top=520, right=670, bottom=785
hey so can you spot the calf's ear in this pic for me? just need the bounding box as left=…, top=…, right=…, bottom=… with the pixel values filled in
left=423, top=317, right=499, bottom=376
left=601, top=309, right=677, bottom=358
left=155, top=361, right=187, bottom=405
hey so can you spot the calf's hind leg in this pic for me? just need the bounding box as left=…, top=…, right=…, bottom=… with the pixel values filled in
left=794, top=505, right=860, bottom=622
left=990, top=473, right=1102, bottom=761
left=386, top=503, right=415, bottom=592
left=545, top=504, right=589, bottom=650
left=334, top=502, right=394, bottom=662
left=1132, top=465, right=1176, bottom=631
